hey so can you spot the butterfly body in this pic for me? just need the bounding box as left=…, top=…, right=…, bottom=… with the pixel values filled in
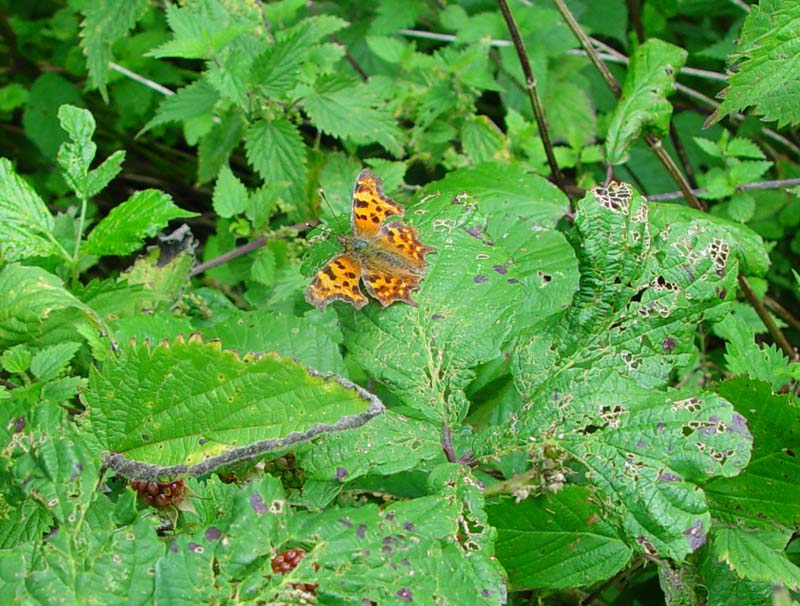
left=305, top=170, right=435, bottom=311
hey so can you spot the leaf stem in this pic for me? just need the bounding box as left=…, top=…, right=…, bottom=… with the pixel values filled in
left=738, top=275, right=797, bottom=360
left=190, top=221, right=318, bottom=277
left=496, top=0, right=568, bottom=199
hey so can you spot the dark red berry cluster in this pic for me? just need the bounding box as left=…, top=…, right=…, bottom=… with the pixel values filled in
left=130, top=479, right=186, bottom=509
left=271, top=549, right=318, bottom=594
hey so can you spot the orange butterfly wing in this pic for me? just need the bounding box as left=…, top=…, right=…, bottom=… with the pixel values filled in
left=304, top=253, right=367, bottom=311
left=351, top=169, right=404, bottom=238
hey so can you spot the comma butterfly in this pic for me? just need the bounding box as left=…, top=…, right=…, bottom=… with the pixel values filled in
left=305, top=169, right=435, bottom=311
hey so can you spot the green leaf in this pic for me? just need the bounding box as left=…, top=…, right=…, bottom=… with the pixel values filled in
left=0, top=264, right=96, bottom=349
left=84, top=336, right=385, bottom=478
left=197, top=111, right=244, bottom=184
left=212, top=163, right=248, bottom=218
left=487, top=487, right=633, bottom=589
left=480, top=183, right=752, bottom=559
left=716, top=314, right=796, bottom=389
left=709, top=0, right=800, bottom=127
left=605, top=39, right=687, bottom=165
left=84, top=189, right=198, bottom=256
left=147, top=0, right=252, bottom=60
left=85, top=150, right=126, bottom=199
left=80, top=0, right=150, bottom=98
left=0, top=158, right=61, bottom=262
left=141, top=78, right=220, bottom=134
left=30, top=342, right=82, bottom=382
left=460, top=115, right=507, bottom=163
left=711, top=528, right=800, bottom=590
left=250, top=30, right=307, bottom=98
left=57, top=104, right=98, bottom=198
left=298, top=77, right=403, bottom=156
left=706, top=378, right=800, bottom=529
left=699, top=547, right=773, bottom=606
left=22, top=73, right=83, bottom=161
left=244, top=118, right=306, bottom=187
left=1, top=345, right=32, bottom=374
left=202, top=309, right=347, bottom=375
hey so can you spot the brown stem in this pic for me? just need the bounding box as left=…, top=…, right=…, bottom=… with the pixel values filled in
left=765, top=296, right=800, bottom=333
left=308, top=2, right=368, bottom=81
left=645, top=134, right=705, bottom=210
left=669, top=123, right=698, bottom=189
left=190, top=221, right=318, bottom=277
left=626, top=0, right=645, bottom=43
left=645, top=177, right=800, bottom=201
left=496, top=0, right=568, bottom=198
left=738, top=275, right=797, bottom=360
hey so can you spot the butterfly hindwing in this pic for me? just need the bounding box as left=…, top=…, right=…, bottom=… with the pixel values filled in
left=304, top=253, right=367, bottom=311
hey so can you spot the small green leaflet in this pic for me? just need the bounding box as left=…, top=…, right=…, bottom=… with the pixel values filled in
left=605, top=39, right=687, bottom=165
left=85, top=335, right=384, bottom=480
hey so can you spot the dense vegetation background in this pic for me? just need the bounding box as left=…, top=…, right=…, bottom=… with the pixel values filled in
left=1, top=1, right=799, bottom=605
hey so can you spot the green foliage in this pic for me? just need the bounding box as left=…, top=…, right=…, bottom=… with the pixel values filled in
left=2, top=1, right=800, bottom=605
left=710, top=0, right=800, bottom=127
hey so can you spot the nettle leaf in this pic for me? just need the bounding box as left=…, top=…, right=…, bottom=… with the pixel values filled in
left=0, top=158, right=61, bottom=261
left=480, top=183, right=753, bottom=560
left=80, top=0, right=150, bottom=98
left=212, top=163, right=248, bottom=218
left=84, top=189, right=198, bottom=256
left=202, top=309, right=348, bottom=375
left=298, top=76, right=403, bottom=156
left=30, top=342, right=82, bottom=382
left=0, top=264, right=100, bottom=349
left=250, top=29, right=307, bottom=99
left=487, top=486, right=633, bottom=590
left=141, top=78, right=220, bottom=134
left=709, top=0, right=800, bottom=127
left=605, top=39, right=687, bottom=165
left=147, top=0, right=252, bottom=60
left=198, top=111, right=244, bottom=184
left=84, top=336, right=385, bottom=479
left=705, top=378, right=800, bottom=529
left=244, top=118, right=307, bottom=188
left=710, top=527, right=800, bottom=590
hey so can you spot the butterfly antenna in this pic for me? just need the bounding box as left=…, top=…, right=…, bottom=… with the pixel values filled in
left=317, top=187, right=338, bottom=218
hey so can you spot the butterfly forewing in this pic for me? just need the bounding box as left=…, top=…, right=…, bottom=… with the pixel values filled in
left=351, top=169, right=404, bottom=239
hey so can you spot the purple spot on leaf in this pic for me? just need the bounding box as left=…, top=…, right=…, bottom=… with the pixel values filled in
left=431, top=314, right=445, bottom=320
left=13, top=417, right=26, bottom=433
left=169, top=541, right=178, bottom=553
left=339, top=517, right=353, bottom=528
left=397, top=588, right=413, bottom=602
left=249, top=492, right=266, bottom=515
left=384, top=512, right=395, bottom=521
left=401, top=559, right=410, bottom=566
left=507, top=278, right=519, bottom=284
left=403, top=522, right=416, bottom=532
left=729, top=413, right=750, bottom=436
left=362, top=600, right=377, bottom=606
left=474, top=275, right=488, bottom=283
left=658, top=472, right=679, bottom=482
left=465, top=227, right=483, bottom=239
left=657, top=422, right=666, bottom=432
left=636, top=440, right=646, bottom=449
left=357, top=524, right=367, bottom=539
left=493, top=264, right=507, bottom=275
left=205, top=527, right=221, bottom=541
left=481, top=589, right=492, bottom=597
left=382, top=545, right=393, bottom=555
left=336, top=467, right=349, bottom=481
left=684, top=520, right=706, bottom=551
left=188, top=542, right=202, bottom=553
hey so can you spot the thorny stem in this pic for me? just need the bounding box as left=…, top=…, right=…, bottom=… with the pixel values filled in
left=441, top=423, right=475, bottom=466
left=552, top=0, right=797, bottom=359
left=190, top=221, right=318, bottom=277
left=496, top=0, right=568, bottom=199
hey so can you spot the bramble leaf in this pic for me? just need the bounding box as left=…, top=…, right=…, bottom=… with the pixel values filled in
left=0, top=159, right=61, bottom=262
left=605, top=39, right=687, bottom=165
left=487, top=487, right=633, bottom=589
left=84, top=190, right=198, bottom=256
left=84, top=336, right=384, bottom=478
